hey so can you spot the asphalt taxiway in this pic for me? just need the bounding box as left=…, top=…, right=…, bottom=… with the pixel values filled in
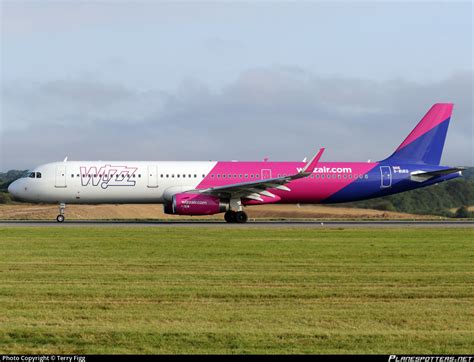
left=0, top=220, right=472, bottom=228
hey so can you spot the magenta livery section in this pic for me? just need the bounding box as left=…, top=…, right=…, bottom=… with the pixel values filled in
left=8, top=103, right=465, bottom=223
left=197, top=162, right=378, bottom=204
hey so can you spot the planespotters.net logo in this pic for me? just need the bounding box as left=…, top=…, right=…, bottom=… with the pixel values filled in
left=389, top=356, right=473, bottom=362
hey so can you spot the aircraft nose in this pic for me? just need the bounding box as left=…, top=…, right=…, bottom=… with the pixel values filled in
left=8, top=180, right=20, bottom=200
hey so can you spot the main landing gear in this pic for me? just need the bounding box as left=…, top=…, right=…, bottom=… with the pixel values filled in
left=56, top=203, right=65, bottom=222
left=224, top=210, right=248, bottom=223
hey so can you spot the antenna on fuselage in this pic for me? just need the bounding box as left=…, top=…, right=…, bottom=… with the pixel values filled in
left=63, top=156, right=68, bottom=162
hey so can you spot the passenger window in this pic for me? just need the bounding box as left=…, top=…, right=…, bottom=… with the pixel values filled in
left=71, top=174, right=74, bottom=178
left=194, top=174, right=197, bottom=178
left=202, top=174, right=205, bottom=178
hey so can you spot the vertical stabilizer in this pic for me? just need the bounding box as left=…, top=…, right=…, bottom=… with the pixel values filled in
left=382, top=103, right=453, bottom=165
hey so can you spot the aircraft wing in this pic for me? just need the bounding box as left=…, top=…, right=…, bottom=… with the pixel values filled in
left=410, top=167, right=465, bottom=182
left=190, top=148, right=325, bottom=201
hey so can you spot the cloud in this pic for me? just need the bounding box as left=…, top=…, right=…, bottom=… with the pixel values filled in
left=1, top=68, right=472, bottom=170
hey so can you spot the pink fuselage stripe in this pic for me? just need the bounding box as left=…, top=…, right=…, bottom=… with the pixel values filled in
left=396, top=103, right=452, bottom=151
left=197, top=162, right=378, bottom=204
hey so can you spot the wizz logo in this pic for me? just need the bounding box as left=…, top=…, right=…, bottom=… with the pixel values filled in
left=80, top=165, right=138, bottom=189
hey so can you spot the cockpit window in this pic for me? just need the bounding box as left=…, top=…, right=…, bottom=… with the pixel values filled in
left=23, top=171, right=41, bottom=179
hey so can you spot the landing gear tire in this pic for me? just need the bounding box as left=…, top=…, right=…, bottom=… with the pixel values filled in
left=224, top=210, right=248, bottom=223
left=224, top=211, right=236, bottom=223
left=57, top=202, right=66, bottom=223
left=235, top=211, right=248, bottom=223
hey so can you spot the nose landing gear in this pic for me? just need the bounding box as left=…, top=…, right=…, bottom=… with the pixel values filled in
left=56, top=203, right=66, bottom=222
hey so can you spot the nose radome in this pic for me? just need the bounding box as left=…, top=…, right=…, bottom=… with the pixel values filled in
left=8, top=181, right=19, bottom=197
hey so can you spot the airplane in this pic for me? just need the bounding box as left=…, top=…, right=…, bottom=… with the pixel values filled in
left=8, top=103, right=464, bottom=223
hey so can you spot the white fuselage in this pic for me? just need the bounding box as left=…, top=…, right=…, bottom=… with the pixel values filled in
left=9, top=161, right=216, bottom=204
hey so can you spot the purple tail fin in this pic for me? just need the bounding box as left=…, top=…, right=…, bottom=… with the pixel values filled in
left=383, top=103, right=453, bottom=165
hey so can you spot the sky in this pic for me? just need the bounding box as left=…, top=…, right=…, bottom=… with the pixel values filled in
left=1, top=0, right=472, bottom=171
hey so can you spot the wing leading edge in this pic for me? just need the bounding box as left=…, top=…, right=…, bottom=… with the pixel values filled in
left=190, top=148, right=325, bottom=201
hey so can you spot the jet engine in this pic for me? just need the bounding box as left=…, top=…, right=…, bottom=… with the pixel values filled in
left=163, top=193, right=229, bottom=215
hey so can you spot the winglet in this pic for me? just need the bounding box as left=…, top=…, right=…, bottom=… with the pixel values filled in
left=301, top=148, right=325, bottom=174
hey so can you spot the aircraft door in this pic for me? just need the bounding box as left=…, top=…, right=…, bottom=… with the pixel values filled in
left=147, top=165, right=159, bottom=188
left=55, top=165, right=67, bottom=188
left=380, top=166, right=392, bottom=188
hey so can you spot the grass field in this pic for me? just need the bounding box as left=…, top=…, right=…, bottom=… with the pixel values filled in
left=0, top=227, right=472, bottom=354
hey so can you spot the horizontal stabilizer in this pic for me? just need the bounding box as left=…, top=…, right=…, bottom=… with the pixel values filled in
left=410, top=167, right=465, bottom=182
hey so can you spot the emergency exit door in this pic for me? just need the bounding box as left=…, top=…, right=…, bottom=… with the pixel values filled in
left=261, top=169, right=272, bottom=180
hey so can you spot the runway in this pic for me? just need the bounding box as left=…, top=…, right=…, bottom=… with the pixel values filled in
left=0, top=220, right=472, bottom=228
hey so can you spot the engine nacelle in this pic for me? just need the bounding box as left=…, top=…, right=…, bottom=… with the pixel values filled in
left=164, top=193, right=229, bottom=216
